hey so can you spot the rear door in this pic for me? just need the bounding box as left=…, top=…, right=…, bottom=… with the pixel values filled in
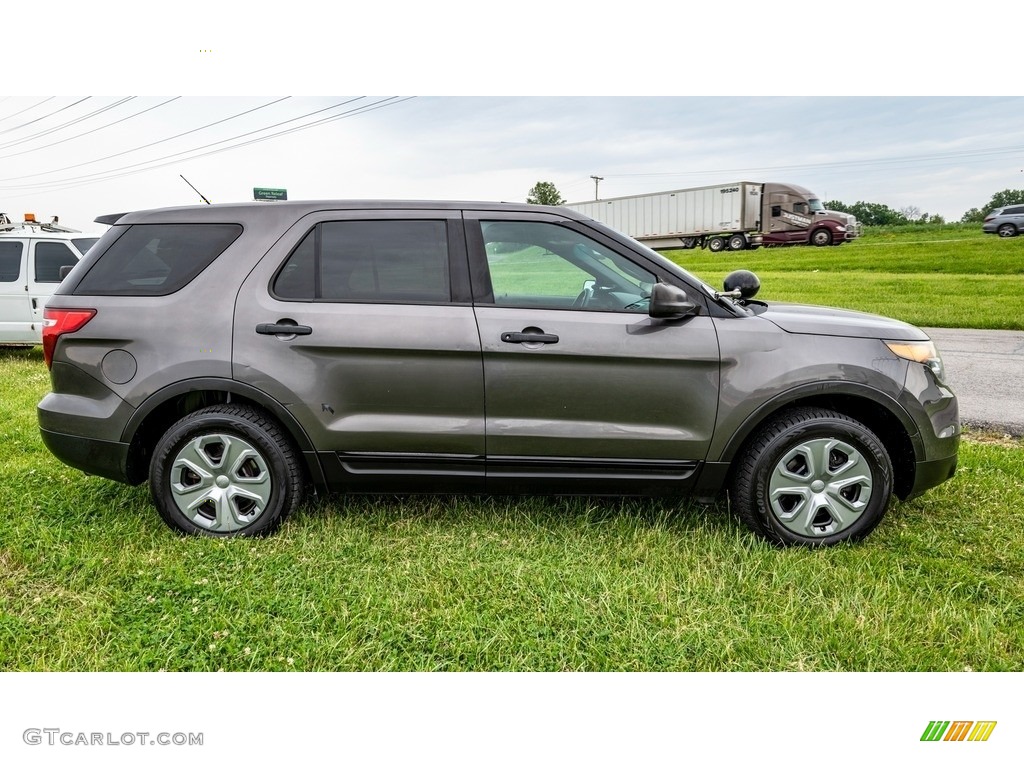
left=232, top=209, right=486, bottom=492
left=0, top=239, right=34, bottom=343
left=465, top=211, right=721, bottom=494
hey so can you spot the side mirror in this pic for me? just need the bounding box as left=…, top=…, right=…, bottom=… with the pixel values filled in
left=649, top=282, right=698, bottom=319
left=723, top=269, right=760, bottom=299
left=59, top=265, right=75, bottom=281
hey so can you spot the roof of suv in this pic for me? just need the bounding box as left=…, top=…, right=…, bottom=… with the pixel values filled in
left=98, top=200, right=584, bottom=226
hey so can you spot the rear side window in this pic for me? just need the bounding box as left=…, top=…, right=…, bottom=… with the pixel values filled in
left=273, top=220, right=450, bottom=303
left=34, top=241, right=79, bottom=283
left=0, top=241, right=22, bottom=282
left=74, top=224, right=242, bottom=296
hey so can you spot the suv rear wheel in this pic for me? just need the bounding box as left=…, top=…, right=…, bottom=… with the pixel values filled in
left=149, top=405, right=304, bottom=536
left=997, top=223, right=1018, bottom=238
left=730, top=408, right=893, bottom=546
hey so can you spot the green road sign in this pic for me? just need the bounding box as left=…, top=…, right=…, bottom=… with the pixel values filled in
left=253, top=188, right=287, bottom=201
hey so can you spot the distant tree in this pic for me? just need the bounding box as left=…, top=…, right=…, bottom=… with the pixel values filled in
left=985, top=189, right=1024, bottom=211
left=844, top=201, right=908, bottom=227
left=900, top=205, right=923, bottom=222
left=527, top=181, right=565, bottom=206
left=821, top=199, right=914, bottom=225
left=961, top=207, right=984, bottom=224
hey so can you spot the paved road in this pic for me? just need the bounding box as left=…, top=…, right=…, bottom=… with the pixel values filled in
left=925, top=328, right=1024, bottom=436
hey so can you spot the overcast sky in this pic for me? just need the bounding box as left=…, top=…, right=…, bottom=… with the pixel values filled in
left=3, top=4, right=1021, bottom=231
left=3, top=96, right=1022, bottom=232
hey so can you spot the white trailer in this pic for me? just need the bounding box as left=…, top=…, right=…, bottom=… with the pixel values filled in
left=567, top=182, right=859, bottom=251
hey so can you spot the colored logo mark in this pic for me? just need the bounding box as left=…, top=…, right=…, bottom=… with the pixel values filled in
left=921, top=721, right=997, bottom=742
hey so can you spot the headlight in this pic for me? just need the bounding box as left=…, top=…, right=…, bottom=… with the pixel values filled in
left=885, top=340, right=945, bottom=381
left=836, top=225, right=847, bottom=232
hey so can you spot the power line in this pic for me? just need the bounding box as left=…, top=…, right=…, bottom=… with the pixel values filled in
left=0, top=97, right=136, bottom=151
left=0, top=97, right=91, bottom=136
left=604, top=144, right=1024, bottom=181
left=0, top=97, right=55, bottom=125
left=0, top=97, right=292, bottom=182
left=0, top=97, right=183, bottom=161
left=34, top=98, right=414, bottom=194
left=0, top=97, right=415, bottom=195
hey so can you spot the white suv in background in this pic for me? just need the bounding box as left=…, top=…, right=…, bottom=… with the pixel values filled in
left=0, top=214, right=103, bottom=345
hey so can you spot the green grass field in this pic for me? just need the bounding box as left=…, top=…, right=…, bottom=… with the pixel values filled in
left=663, top=224, right=1024, bottom=330
left=2, top=338, right=1022, bottom=671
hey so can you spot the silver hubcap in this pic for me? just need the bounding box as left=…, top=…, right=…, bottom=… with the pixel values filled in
left=768, top=438, right=872, bottom=537
left=170, top=433, right=272, bottom=532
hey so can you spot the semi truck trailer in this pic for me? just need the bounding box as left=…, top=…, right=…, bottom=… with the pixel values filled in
left=567, top=182, right=860, bottom=251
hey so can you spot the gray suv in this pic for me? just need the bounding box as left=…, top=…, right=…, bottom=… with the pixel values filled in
left=982, top=205, right=1024, bottom=237
left=37, top=201, right=959, bottom=546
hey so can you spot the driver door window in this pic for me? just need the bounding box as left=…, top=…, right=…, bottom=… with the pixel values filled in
left=481, top=220, right=654, bottom=312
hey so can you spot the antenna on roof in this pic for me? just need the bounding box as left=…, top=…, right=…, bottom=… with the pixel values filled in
left=180, top=174, right=212, bottom=205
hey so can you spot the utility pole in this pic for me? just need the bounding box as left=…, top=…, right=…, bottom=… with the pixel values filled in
left=590, top=175, right=604, bottom=201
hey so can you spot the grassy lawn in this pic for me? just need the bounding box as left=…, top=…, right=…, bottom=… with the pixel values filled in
left=2, top=345, right=1022, bottom=672
left=664, top=224, right=1024, bottom=330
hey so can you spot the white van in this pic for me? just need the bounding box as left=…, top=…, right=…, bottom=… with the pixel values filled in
left=0, top=214, right=103, bottom=345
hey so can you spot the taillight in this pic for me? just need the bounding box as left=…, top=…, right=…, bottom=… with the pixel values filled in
left=42, top=308, right=96, bottom=369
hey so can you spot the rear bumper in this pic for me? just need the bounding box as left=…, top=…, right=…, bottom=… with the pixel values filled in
left=39, top=428, right=134, bottom=484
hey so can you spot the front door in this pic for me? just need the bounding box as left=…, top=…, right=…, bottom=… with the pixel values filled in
left=465, top=212, right=721, bottom=494
left=232, top=210, right=485, bottom=492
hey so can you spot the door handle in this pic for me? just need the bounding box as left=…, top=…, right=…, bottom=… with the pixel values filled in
left=501, top=331, right=559, bottom=344
left=256, top=322, right=312, bottom=336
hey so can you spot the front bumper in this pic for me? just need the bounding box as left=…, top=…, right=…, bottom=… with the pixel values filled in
left=908, top=452, right=959, bottom=498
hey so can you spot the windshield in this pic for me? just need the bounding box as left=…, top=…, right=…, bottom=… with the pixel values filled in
left=808, top=198, right=826, bottom=213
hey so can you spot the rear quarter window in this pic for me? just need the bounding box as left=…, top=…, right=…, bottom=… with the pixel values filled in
left=73, top=223, right=242, bottom=296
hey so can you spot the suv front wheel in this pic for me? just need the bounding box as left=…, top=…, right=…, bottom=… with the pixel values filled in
left=149, top=404, right=304, bottom=536
left=730, top=408, right=893, bottom=546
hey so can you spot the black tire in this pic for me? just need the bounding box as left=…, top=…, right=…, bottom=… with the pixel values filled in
left=149, top=404, right=304, bottom=536
left=728, top=234, right=747, bottom=251
left=811, top=228, right=833, bottom=246
left=997, top=223, right=1017, bottom=238
left=708, top=236, right=727, bottom=253
left=729, top=407, right=893, bottom=547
